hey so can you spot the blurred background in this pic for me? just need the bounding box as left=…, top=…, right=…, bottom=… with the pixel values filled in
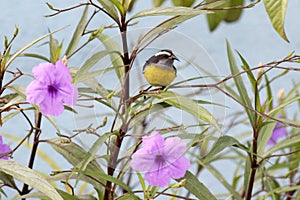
left=1, top=0, right=300, bottom=198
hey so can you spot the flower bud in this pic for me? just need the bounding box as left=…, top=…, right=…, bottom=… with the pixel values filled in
left=277, top=88, right=285, bottom=104
left=62, top=55, right=68, bottom=66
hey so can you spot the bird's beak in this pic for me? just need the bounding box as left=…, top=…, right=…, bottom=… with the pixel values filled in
left=172, top=55, right=180, bottom=61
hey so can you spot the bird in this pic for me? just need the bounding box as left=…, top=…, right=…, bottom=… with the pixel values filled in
left=143, top=49, right=179, bottom=89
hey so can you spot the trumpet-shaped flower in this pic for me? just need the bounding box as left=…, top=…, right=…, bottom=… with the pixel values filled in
left=130, top=131, right=190, bottom=187
left=26, top=60, right=78, bottom=116
left=0, top=134, right=11, bottom=160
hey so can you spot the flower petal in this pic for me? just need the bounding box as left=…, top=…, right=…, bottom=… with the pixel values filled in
left=26, top=60, right=78, bottom=116
left=168, top=157, right=190, bottom=179
left=0, top=144, right=11, bottom=160
left=142, top=131, right=164, bottom=152
left=163, top=137, right=187, bottom=164
left=58, top=83, right=78, bottom=106
left=268, top=122, right=287, bottom=145
left=32, top=62, right=56, bottom=84
left=54, top=60, right=72, bottom=84
left=0, top=135, right=11, bottom=160
left=39, top=91, right=65, bottom=116
left=26, top=80, right=48, bottom=104
left=130, top=148, right=158, bottom=172
left=145, top=167, right=170, bottom=187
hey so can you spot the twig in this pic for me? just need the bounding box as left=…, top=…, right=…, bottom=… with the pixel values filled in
left=20, top=111, right=42, bottom=198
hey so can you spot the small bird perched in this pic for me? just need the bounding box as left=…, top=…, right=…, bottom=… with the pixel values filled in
left=143, top=49, right=179, bottom=88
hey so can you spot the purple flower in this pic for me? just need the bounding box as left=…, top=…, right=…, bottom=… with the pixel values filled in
left=26, top=60, right=78, bottom=116
left=267, top=121, right=287, bottom=145
left=130, top=131, right=190, bottom=187
left=0, top=134, right=11, bottom=160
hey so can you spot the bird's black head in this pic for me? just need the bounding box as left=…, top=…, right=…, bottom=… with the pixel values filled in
left=154, top=49, right=179, bottom=61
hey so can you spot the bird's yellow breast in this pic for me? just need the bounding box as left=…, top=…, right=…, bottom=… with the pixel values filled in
left=143, top=64, right=176, bottom=86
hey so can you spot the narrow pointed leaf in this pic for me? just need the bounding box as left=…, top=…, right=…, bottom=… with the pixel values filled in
left=258, top=95, right=300, bottom=156
left=204, top=135, right=245, bottom=163
left=49, top=33, right=61, bottom=63
left=172, top=0, right=195, bottom=7
left=74, top=50, right=110, bottom=83
left=0, top=160, right=63, bottom=200
left=226, top=40, right=254, bottom=126
left=129, top=6, right=208, bottom=20
left=80, top=169, right=140, bottom=199
left=206, top=0, right=228, bottom=31
left=47, top=138, right=104, bottom=173
left=198, top=160, right=243, bottom=200
left=97, top=33, right=124, bottom=80
left=65, top=5, right=89, bottom=57
left=134, top=15, right=196, bottom=51
left=6, top=27, right=67, bottom=69
left=153, top=0, right=166, bottom=7
left=123, top=0, right=136, bottom=11
left=264, top=135, right=300, bottom=158
left=178, top=171, right=217, bottom=200
left=97, top=0, right=119, bottom=21
left=110, top=0, right=125, bottom=15
left=77, top=132, right=115, bottom=172
left=150, top=91, right=221, bottom=133
left=263, top=0, right=289, bottom=42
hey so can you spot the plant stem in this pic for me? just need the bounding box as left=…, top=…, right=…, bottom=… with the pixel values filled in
left=104, top=14, right=130, bottom=200
left=245, top=82, right=260, bottom=200
left=20, top=111, right=42, bottom=198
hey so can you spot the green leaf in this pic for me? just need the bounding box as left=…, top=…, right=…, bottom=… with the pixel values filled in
left=198, top=159, right=243, bottom=200
left=226, top=40, right=255, bottom=126
left=153, top=0, right=166, bottom=7
left=65, top=5, right=89, bottom=57
left=5, top=26, right=67, bottom=70
left=20, top=190, right=83, bottom=200
left=46, top=172, right=103, bottom=197
left=264, top=177, right=280, bottom=200
left=21, top=53, right=51, bottom=62
left=97, top=0, right=119, bottom=21
left=204, top=135, right=245, bottom=163
left=172, top=0, right=195, bottom=7
left=74, top=50, right=111, bottom=83
left=47, top=138, right=104, bottom=173
left=237, top=52, right=256, bottom=92
left=224, top=0, right=244, bottom=22
left=49, top=32, right=62, bottom=63
left=179, top=171, right=217, bottom=199
left=110, top=0, right=125, bottom=16
left=134, top=15, right=196, bottom=51
left=79, top=169, right=140, bottom=199
left=0, top=93, right=24, bottom=112
left=129, top=102, right=170, bottom=129
left=206, top=0, right=228, bottom=31
left=150, top=91, right=221, bottom=133
left=129, top=6, right=208, bottom=20
left=264, top=135, right=300, bottom=157
left=97, top=33, right=124, bottom=80
left=123, top=0, right=136, bottom=11
left=259, top=185, right=300, bottom=200
left=263, top=0, right=289, bottom=42
left=118, top=194, right=141, bottom=200
left=47, top=138, right=106, bottom=193
left=243, top=155, right=251, bottom=193
left=0, top=172, right=17, bottom=189
left=0, top=160, right=63, bottom=200
left=77, top=132, right=114, bottom=172
left=258, top=95, right=300, bottom=156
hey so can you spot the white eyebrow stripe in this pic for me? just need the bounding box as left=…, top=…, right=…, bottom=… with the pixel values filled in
left=155, top=51, right=171, bottom=57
